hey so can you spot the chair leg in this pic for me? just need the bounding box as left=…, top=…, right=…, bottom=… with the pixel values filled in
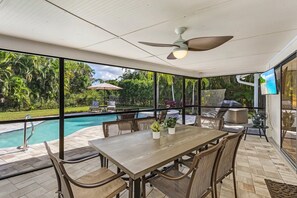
left=213, top=181, right=222, bottom=198
left=232, top=171, right=238, bottom=198
left=212, top=183, right=217, bottom=198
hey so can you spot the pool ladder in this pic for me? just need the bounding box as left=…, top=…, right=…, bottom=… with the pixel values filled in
left=20, top=115, right=35, bottom=151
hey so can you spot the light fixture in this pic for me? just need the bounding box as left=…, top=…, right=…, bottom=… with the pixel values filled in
left=173, top=46, right=188, bottom=59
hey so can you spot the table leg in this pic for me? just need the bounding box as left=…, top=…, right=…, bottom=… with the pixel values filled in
left=244, top=127, right=248, bottom=140
left=262, top=128, right=269, bottom=142
left=258, top=128, right=262, bottom=138
left=129, top=178, right=133, bottom=198
left=134, top=178, right=141, bottom=198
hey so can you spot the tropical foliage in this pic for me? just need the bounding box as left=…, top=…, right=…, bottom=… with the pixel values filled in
left=201, top=75, right=255, bottom=107
left=0, top=50, right=258, bottom=120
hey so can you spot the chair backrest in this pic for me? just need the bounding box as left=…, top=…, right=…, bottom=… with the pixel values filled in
left=107, top=100, right=116, bottom=106
left=92, top=101, right=99, bottom=106
left=118, top=120, right=134, bottom=131
left=103, top=120, right=134, bottom=137
left=195, top=115, right=224, bottom=130
left=187, top=140, right=226, bottom=198
left=119, top=112, right=137, bottom=120
left=157, top=110, right=167, bottom=122
left=134, top=117, right=156, bottom=131
left=216, top=131, right=244, bottom=181
left=44, top=142, right=74, bottom=198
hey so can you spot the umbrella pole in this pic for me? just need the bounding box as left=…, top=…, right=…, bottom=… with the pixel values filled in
left=104, top=89, right=106, bottom=106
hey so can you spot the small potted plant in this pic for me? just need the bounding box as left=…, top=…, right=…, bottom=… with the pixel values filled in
left=252, top=112, right=267, bottom=127
left=150, top=121, right=161, bottom=139
left=164, top=117, right=177, bottom=134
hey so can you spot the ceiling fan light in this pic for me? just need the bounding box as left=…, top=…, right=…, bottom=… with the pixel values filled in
left=173, top=47, right=188, bottom=59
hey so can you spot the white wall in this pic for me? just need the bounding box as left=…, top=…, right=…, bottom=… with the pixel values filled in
left=265, top=36, right=297, bottom=146
left=0, top=34, right=199, bottom=78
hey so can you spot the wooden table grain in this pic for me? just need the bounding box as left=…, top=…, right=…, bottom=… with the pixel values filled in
left=89, top=125, right=227, bottom=197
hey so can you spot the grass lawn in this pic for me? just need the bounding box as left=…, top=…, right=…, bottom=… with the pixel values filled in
left=0, top=106, right=89, bottom=121
left=0, top=105, right=153, bottom=121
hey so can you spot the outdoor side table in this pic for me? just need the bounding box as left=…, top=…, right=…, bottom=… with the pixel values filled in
left=243, top=123, right=269, bottom=142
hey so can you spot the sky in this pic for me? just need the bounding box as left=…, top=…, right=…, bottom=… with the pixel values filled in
left=88, top=63, right=124, bottom=82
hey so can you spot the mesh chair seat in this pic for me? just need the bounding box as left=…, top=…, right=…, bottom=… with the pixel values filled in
left=72, top=167, right=126, bottom=198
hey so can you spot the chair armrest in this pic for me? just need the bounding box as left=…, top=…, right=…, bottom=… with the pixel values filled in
left=153, top=168, right=193, bottom=181
left=62, top=169, right=126, bottom=188
left=61, top=153, right=101, bottom=164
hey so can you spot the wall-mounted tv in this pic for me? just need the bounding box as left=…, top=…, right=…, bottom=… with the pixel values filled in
left=260, top=68, right=278, bottom=95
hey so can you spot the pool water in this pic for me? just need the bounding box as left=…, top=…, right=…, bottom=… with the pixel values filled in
left=0, top=115, right=116, bottom=148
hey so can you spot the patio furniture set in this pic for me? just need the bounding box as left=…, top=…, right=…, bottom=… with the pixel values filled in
left=45, top=113, right=244, bottom=198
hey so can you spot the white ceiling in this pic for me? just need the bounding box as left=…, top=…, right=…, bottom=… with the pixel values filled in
left=0, top=0, right=297, bottom=76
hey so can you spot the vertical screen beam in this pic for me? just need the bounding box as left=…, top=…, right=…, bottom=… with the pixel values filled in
left=153, top=72, right=157, bottom=119
left=182, top=77, right=186, bottom=124
left=198, top=78, right=201, bottom=115
left=59, top=58, right=65, bottom=159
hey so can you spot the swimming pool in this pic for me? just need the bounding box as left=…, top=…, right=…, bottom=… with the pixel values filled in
left=0, top=115, right=116, bottom=148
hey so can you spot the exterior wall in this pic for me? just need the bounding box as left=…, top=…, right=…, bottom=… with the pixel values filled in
left=266, top=36, right=297, bottom=146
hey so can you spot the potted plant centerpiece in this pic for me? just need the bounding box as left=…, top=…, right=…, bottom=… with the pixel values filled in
left=150, top=121, right=161, bottom=139
left=164, top=117, right=177, bottom=134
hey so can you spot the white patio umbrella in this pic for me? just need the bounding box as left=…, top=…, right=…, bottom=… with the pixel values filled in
left=87, top=83, right=122, bottom=105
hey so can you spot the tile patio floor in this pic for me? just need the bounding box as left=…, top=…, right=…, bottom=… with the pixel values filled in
left=0, top=135, right=296, bottom=198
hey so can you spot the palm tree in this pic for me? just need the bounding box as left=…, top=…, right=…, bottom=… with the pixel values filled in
left=147, top=72, right=175, bottom=107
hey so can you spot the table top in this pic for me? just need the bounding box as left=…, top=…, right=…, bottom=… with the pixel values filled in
left=89, top=125, right=227, bottom=180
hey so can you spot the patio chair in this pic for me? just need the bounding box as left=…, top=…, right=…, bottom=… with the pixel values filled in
left=102, top=120, right=134, bottom=137
left=106, top=100, right=116, bottom=111
left=214, top=131, right=244, bottom=198
left=44, top=142, right=127, bottom=198
left=89, top=101, right=100, bottom=112
left=134, top=117, right=156, bottom=131
left=147, top=140, right=226, bottom=198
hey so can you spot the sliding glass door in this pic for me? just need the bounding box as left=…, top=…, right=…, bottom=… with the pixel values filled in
left=281, top=55, right=297, bottom=166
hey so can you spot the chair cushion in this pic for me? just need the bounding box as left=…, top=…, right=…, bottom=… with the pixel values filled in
left=72, top=168, right=126, bottom=198
left=150, top=169, right=190, bottom=198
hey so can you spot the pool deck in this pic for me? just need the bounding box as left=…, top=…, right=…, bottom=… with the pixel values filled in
left=0, top=124, right=105, bottom=178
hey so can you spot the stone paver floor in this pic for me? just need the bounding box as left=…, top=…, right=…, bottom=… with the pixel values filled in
left=0, top=135, right=296, bottom=198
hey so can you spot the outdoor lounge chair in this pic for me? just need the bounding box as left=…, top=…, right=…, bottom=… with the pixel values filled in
left=44, top=142, right=127, bottom=198
left=89, top=101, right=100, bottom=112
left=106, top=100, right=116, bottom=111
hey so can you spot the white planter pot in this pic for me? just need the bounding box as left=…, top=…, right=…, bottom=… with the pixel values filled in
left=168, top=127, right=176, bottom=134
left=152, top=132, right=160, bottom=139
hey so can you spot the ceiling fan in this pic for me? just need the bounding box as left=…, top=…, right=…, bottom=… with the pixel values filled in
left=139, top=27, right=233, bottom=60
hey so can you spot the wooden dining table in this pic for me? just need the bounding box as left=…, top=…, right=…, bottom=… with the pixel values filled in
left=89, top=124, right=227, bottom=198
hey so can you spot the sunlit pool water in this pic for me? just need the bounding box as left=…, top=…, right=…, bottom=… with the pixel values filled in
left=0, top=115, right=117, bottom=148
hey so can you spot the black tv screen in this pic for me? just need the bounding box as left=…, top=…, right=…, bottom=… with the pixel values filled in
left=260, top=68, right=278, bottom=95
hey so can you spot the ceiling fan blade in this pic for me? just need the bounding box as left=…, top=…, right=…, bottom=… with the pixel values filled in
left=139, top=41, right=178, bottom=47
left=167, top=52, right=176, bottom=60
left=185, top=36, right=233, bottom=51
